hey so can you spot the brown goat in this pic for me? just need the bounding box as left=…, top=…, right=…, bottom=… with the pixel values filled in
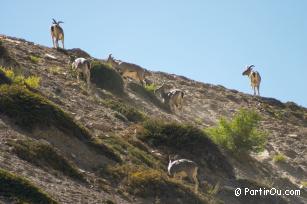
left=242, top=65, right=261, bottom=96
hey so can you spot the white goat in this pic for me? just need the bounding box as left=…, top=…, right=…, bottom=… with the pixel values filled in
left=155, top=83, right=184, bottom=112
left=107, top=54, right=148, bottom=86
left=168, top=156, right=199, bottom=193
left=71, top=58, right=91, bottom=89
left=51, top=19, right=64, bottom=49
left=242, top=65, right=261, bottom=96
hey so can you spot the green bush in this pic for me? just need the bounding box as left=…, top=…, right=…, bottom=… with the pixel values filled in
left=9, top=139, right=84, bottom=181
left=90, top=61, right=124, bottom=94
left=206, top=109, right=267, bottom=154
left=138, top=120, right=234, bottom=176
left=0, top=168, right=57, bottom=204
left=0, top=85, right=120, bottom=162
left=102, top=99, right=146, bottom=122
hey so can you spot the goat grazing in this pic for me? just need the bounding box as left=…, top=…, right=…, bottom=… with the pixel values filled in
left=107, top=54, right=148, bottom=86
left=242, top=65, right=261, bottom=96
left=155, top=83, right=184, bottom=112
left=168, top=156, right=199, bottom=193
left=51, top=19, right=64, bottom=49
left=71, top=57, right=91, bottom=89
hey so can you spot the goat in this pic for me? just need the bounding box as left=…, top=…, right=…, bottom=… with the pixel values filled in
left=155, top=83, right=184, bottom=112
left=51, top=19, right=64, bottom=49
left=107, top=54, right=148, bottom=86
left=71, top=57, right=91, bottom=89
left=168, top=156, right=199, bottom=193
left=242, top=65, right=261, bottom=96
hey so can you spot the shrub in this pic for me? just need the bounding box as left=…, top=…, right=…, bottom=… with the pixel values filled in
left=102, top=99, right=146, bottom=122
left=9, top=139, right=84, bottom=181
left=0, top=168, right=57, bottom=204
left=29, top=55, right=41, bottom=63
left=273, top=153, right=286, bottom=163
left=206, top=109, right=267, bottom=154
left=301, top=181, right=307, bottom=188
left=90, top=61, right=124, bottom=94
left=138, top=120, right=234, bottom=177
left=0, top=85, right=120, bottom=162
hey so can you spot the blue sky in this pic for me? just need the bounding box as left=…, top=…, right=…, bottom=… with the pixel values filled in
left=1, top=1, right=307, bottom=107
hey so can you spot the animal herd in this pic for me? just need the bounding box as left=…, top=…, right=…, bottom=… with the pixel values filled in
left=50, top=18, right=262, bottom=192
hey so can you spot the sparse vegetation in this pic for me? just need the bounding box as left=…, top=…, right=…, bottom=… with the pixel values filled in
left=301, top=181, right=307, bottom=188
left=102, top=99, right=146, bottom=122
left=90, top=61, right=124, bottom=94
left=103, top=164, right=208, bottom=203
left=8, top=139, right=84, bottom=181
left=24, top=75, right=41, bottom=88
left=102, top=135, right=159, bottom=167
left=0, top=168, right=57, bottom=204
left=273, top=153, right=286, bottom=163
left=138, top=119, right=234, bottom=176
left=29, top=55, right=41, bottom=63
left=0, top=66, right=40, bottom=88
left=206, top=109, right=267, bottom=154
left=49, top=66, right=62, bottom=75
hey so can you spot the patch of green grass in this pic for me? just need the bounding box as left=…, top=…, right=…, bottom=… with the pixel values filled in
left=24, top=76, right=40, bottom=88
left=205, top=108, right=268, bottom=155
left=102, top=99, right=146, bottom=123
left=8, top=139, right=84, bottom=181
left=90, top=61, right=124, bottom=94
left=29, top=55, right=41, bottom=64
left=0, top=84, right=120, bottom=162
left=0, top=168, right=57, bottom=204
left=0, top=67, right=40, bottom=88
left=273, top=153, right=286, bottom=163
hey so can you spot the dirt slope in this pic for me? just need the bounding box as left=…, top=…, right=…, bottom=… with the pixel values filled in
left=0, top=34, right=306, bottom=204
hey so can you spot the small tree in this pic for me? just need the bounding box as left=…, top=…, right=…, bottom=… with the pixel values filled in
left=206, top=109, right=267, bottom=154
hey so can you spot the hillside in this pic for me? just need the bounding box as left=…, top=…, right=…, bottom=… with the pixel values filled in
left=0, top=34, right=306, bottom=204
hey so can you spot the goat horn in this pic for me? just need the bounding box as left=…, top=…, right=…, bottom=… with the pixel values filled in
left=52, top=18, right=57, bottom=24
left=58, top=21, right=64, bottom=24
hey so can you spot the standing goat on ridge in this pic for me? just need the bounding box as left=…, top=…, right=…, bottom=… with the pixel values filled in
left=155, top=83, right=184, bottom=112
left=168, top=156, right=199, bottom=193
left=242, top=65, right=261, bottom=96
left=50, top=19, right=64, bottom=49
left=107, top=54, right=148, bottom=86
left=71, top=57, right=91, bottom=89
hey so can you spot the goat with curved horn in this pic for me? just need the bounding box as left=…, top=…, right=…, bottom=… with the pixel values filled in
left=50, top=18, right=64, bottom=49
left=242, top=65, right=261, bottom=96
